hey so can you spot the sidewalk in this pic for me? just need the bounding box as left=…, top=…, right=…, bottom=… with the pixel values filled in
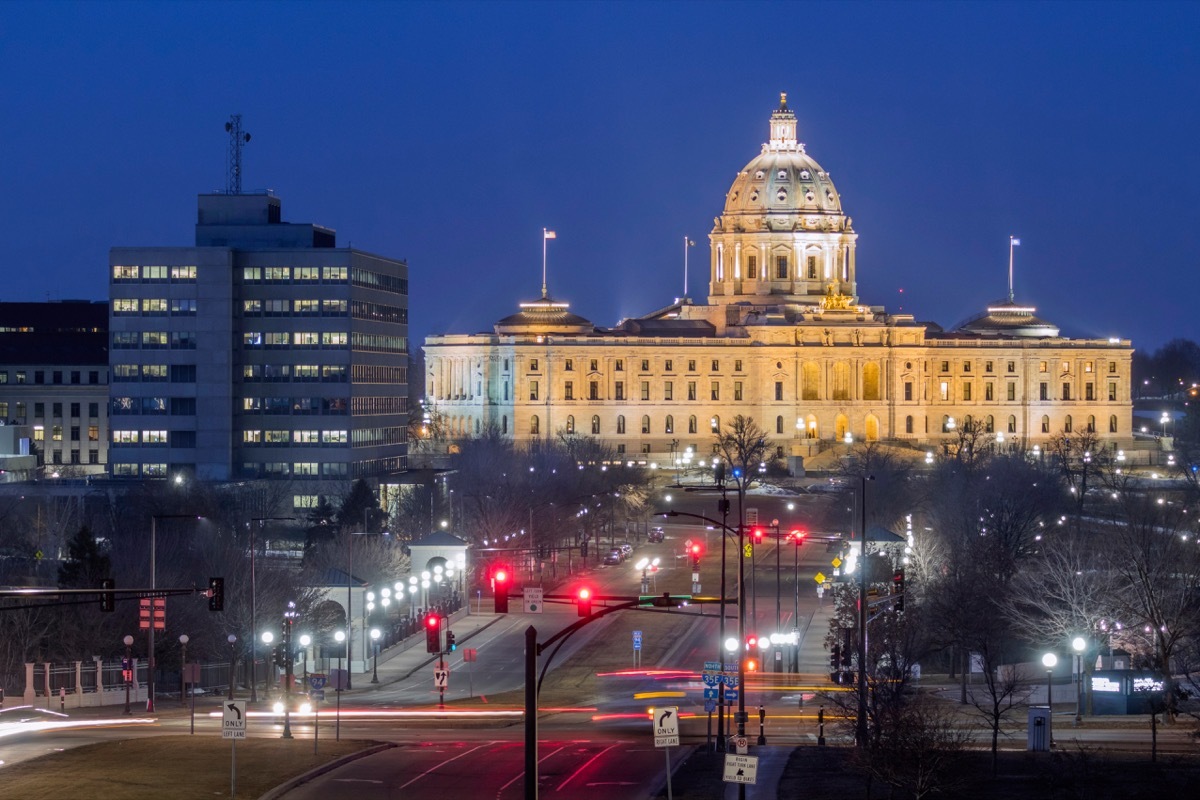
left=356, top=605, right=504, bottom=687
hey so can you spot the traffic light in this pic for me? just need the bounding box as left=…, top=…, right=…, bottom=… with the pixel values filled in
left=752, top=528, right=764, bottom=545
left=425, top=612, right=442, bottom=653
left=840, top=641, right=853, bottom=669
left=208, top=577, right=224, bottom=612
left=830, top=644, right=841, bottom=671
left=745, top=656, right=759, bottom=672
left=273, top=642, right=288, bottom=668
left=746, top=633, right=758, bottom=651
left=493, top=568, right=509, bottom=614
left=690, top=544, right=701, bottom=569
left=893, top=568, right=905, bottom=612
left=100, top=578, right=115, bottom=612
left=790, top=529, right=807, bottom=545
left=446, top=630, right=457, bottom=651
left=577, top=587, right=592, bottom=617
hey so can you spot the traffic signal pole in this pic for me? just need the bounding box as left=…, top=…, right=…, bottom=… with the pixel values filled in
left=524, top=625, right=537, bottom=800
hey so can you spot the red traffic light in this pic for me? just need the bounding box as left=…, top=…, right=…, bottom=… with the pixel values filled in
left=426, top=613, right=441, bottom=628
left=746, top=634, right=758, bottom=649
left=577, top=587, right=593, bottom=617
left=690, top=544, right=701, bottom=555
left=494, top=568, right=508, bottom=583
left=790, top=529, right=807, bottom=543
left=752, top=528, right=764, bottom=543
left=578, top=587, right=591, bottom=601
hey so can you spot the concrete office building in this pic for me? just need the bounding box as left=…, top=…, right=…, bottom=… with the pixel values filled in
left=109, top=192, right=408, bottom=506
left=0, top=301, right=109, bottom=476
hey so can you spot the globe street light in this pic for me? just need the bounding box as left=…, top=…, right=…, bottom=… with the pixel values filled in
left=370, top=628, right=381, bottom=684
left=227, top=634, right=237, bottom=700
left=1042, top=652, right=1058, bottom=728
left=123, top=634, right=134, bottom=715
left=299, top=634, right=312, bottom=681
left=1072, top=636, right=1087, bottom=726
left=262, top=631, right=275, bottom=690
left=179, top=634, right=189, bottom=708
left=334, top=630, right=346, bottom=742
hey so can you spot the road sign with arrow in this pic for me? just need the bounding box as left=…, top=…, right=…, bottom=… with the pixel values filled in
left=653, top=705, right=680, bottom=747
left=222, top=700, right=246, bottom=739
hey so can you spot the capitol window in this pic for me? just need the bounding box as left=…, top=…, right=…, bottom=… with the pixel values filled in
left=617, top=415, right=625, bottom=434
left=807, top=256, right=817, bottom=279
left=641, top=359, right=649, bottom=371
left=985, top=361, right=994, bottom=373
left=664, top=382, right=673, bottom=401
left=688, top=382, right=697, bottom=401
left=963, top=362, right=971, bottom=373
left=905, top=416, right=913, bottom=434
left=985, top=383, right=994, bottom=401
left=590, top=381, right=599, bottom=400
left=591, top=416, right=600, bottom=435
left=564, top=381, right=574, bottom=400
left=962, top=383, right=972, bottom=401
left=1039, top=361, right=1048, bottom=373
left=641, top=416, right=651, bottom=434
left=688, top=360, right=696, bottom=372
left=590, top=359, right=598, bottom=371
left=747, top=256, right=758, bottom=279
left=641, top=382, right=650, bottom=401
left=1041, top=415, right=1050, bottom=433
left=565, top=359, right=573, bottom=371
left=616, top=359, right=624, bottom=371
left=734, top=382, right=743, bottom=401
left=615, top=381, right=625, bottom=400
left=529, top=381, right=539, bottom=401
left=1008, top=361, right=1016, bottom=373
left=530, top=415, right=539, bottom=435
left=1008, top=415, right=1017, bottom=433
left=665, top=415, right=674, bottom=434
left=1109, top=415, right=1118, bottom=432
left=1064, top=415, right=1073, bottom=433
left=776, top=416, right=784, bottom=434
left=776, top=256, right=788, bottom=279
left=530, top=359, right=540, bottom=372
left=565, top=416, right=575, bottom=434
left=711, top=382, right=720, bottom=401
left=688, top=416, right=697, bottom=434
left=712, top=359, right=720, bottom=371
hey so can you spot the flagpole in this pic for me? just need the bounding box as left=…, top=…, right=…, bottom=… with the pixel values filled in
left=1008, top=235, right=1018, bottom=302
left=683, top=236, right=689, bottom=297
left=542, top=228, right=549, bottom=299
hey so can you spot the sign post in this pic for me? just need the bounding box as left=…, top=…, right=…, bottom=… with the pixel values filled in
left=222, top=700, right=247, bottom=799
left=523, top=587, right=544, bottom=613
left=722, top=753, right=759, bottom=785
left=633, top=630, right=643, bottom=668
left=653, top=706, right=680, bottom=800
left=308, top=674, right=327, bottom=755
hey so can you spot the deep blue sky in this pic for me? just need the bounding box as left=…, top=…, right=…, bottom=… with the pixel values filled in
left=2, top=1, right=1197, bottom=353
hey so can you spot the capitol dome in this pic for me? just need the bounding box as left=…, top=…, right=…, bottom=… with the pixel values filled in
left=707, top=94, right=858, bottom=307
left=723, top=96, right=844, bottom=221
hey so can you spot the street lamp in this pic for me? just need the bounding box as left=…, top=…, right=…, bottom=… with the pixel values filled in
left=227, top=634, right=237, bottom=700
left=179, top=634, right=189, bottom=707
left=261, top=631, right=275, bottom=690
left=1042, top=652, right=1058, bottom=717
left=334, top=630, right=345, bottom=742
left=123, top=634, right=134, bottom=715
left=1072, top=637, right=1086, bottom=726
left=299, top=634, right=312, bottom=681
left=370, top=628, right=381, bottom=684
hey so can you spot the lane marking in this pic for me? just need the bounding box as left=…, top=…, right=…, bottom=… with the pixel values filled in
left=495, top=744, right=568, bottom=797
left=394, top=740, right=499, bottom=790
left=556, top=741, right=624, bottom=792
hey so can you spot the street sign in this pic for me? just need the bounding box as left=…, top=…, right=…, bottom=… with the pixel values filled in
left=523, top=587, right=544, bottom=614
left=814, top=571, right=827, bottom=583
left=723, top=754, right=759, bottom=784
left=310, top=689, right=325, bottom=701
left=702, top=672, right=720, bottom=687
left=725, top=689, right=739, bottom=702
left=653, top=706, right=680, bottom=748
left=743, top=543, right=753, bottom=558
left=684, top=538, right=693, bottom=551
left=463, top=647, right=478, bottom=662
left=831, top=556, right=842, bottom=568
left=309, top=673, right=327, bottom=691
left=703, top=688, right=720, bottom=699
left=329, top=668, right=349, bottom=691
left=633, top=630, right=643, bottom=651
left=746, top=508, right=758, bottom=524
left=704, top=698, right=717, bottom=713
left=731, top=734, right=748, bottom=753
left=222, top=701, right=246, bottom=739
left=433, top=667, right=449, bottom=688
left=704, top=660, right=722, bottom=671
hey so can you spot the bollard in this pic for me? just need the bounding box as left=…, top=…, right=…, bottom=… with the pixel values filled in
left=59, top=686, right=66, bottom=711
left=757, top=704, right=767, bottom=745
left=818, top=706, right=826, bottom=746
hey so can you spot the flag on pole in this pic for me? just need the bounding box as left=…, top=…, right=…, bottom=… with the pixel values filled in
left=687, top=239, right=695, bottom=246
left=544, top=230, right=557, bottom=239
left=1010, top=237, right=1020, bottom=246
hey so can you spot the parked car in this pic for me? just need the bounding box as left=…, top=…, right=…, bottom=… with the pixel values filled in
left=647, top=527, right=665, bottom=543
left=603, top=548, right=624, bottom=565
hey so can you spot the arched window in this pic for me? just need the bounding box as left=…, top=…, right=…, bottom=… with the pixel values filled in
left=688, top=415, right=697, bottom=434
left=616, top=415, right=626, bottom=434
left=1008, top=415, right=1016, bottom=433
left=905, top=415, right=913, bottom=434
left=710, top=415, right=720, bottom=432
left=1041, top=415, right=1050, bottom=433
left=802, top=362, right=820, bottom=400
left=530, top=415, right=540, bottom=436
left=985, top=415, right=994, bottom=433
left=776, top=415, right=784, bottom=434
left=591, top=415, right=600, bottom=435
left=863, top=363, right=881, bottom=401
left=565, top=415, right=575, bottom=434
left=1087, top=415, right=1096, bottom=433
left=665, top=415, right=674, bottom=434
left=865, top=414, right=879, bottom=442
left=641, top=415, right=651, bottom=434
left=942, top=415, right=952, bottom=433
left=1109, top=415, right=1118, bottom=433
left=1064, top=415, right=1073, bottom=433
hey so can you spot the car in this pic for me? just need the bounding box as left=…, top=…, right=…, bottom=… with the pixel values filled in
left=647, top=527, right=665, bottom=543
left=618, top=542, right=633, bottom=558
left=603, top=548, right=624, bottom=565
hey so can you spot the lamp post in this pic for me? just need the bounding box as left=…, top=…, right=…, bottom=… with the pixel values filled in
left=1072, top=637, right=1086, bottom=726
left=249, top=516, right=296, bottom=704
left=227, top=634, right=237, bottom=700
left=370, top=628, right=381, bottom=684
left=855, top=474, right=872, bottom=748
left=1042, top=651, right=1057, bottom=741
left=123, top=634, right=134, bottom=715
left=261, top=631, right=275, bottom=690
left=147, top=514, right=203, bottom=713
left=179, top=634, right=189, bottom=707
left=334, top=630, right=345, bottom=742
left=299, top=634, right=312, bottom=681
left=790, top=529, right=803, bottom=673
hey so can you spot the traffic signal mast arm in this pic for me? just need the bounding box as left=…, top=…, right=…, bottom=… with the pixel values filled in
left=0, top=584, right=220, bottom=612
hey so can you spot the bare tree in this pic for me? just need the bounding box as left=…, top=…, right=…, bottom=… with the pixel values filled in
left=851, top=697, right=973, bottom=800
left=713, top=415, right=772, bottom=527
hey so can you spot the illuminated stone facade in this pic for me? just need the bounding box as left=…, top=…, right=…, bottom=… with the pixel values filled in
left=423, top=96, right=1133, bottom=463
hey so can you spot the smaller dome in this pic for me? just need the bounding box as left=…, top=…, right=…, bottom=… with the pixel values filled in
left=495, top=295, right=594, bottom=335
left=957, top=300, right=1060, bottom=338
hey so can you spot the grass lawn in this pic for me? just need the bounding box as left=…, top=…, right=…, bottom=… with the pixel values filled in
left=0, top=736, right=381, bottom=800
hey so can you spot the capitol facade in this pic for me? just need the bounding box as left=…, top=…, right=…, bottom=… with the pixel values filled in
left=423, top=96, right=1132, bottom=466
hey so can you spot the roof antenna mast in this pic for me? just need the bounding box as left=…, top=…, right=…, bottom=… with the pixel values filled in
left=224, top=115, right=251, bottom=195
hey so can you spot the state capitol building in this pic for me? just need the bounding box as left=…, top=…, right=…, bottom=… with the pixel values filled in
left=423, top=96, right=1132, bottom=467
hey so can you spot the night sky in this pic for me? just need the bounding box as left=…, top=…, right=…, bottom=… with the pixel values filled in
left=2, top=1, right=1197, bottom=353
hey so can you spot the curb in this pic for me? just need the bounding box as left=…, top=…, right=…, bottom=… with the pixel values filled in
left=257, top=741, right=396, bottom=800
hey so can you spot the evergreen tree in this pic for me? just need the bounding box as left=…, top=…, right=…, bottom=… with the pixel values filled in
left=57, top=525, right=110, bottom=588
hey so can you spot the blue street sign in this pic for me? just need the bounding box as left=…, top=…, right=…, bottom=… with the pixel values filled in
left=633, top=630, right=643, bottom=651
left=704, top=698, right=718, bottom=713
left=310, top=689, right=325, bottom=701
left=703, top=661, right=722, bottom=671
left=308, top=674, right=327, bottom=691
left=725, top=689, right=739, bottom=702
left=704, top=687, right=720, bottom=699
left=702, top=673, right=719, bottom=686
